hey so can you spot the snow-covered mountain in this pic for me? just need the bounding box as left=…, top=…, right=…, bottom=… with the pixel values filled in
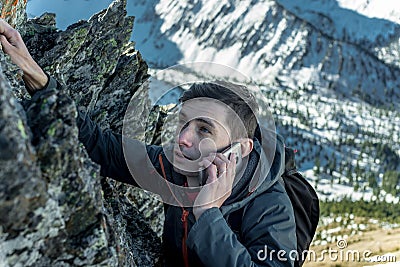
left=126, top=0, right=400, bottom=107
left=27, top=0, right=400, bottom=203
left=27, top=0, right=400, bottom=103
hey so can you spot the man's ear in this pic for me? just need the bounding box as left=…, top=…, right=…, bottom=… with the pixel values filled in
left=237, top=138, right=253, bottom=158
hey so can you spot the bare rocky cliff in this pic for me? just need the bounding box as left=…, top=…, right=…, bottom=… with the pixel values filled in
left=0, top=0, right=163, bottom=266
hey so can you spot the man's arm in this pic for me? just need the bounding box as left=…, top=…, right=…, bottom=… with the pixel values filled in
left=186, top=181, right=297, bottom=267
left=0, top=19, right=161, bottom=186
left=76, top=109, right=136, bottom=184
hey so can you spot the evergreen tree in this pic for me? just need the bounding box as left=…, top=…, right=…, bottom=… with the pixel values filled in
left=314, top=157, right=321, bottom=176
left=382, top=171, right=400, bottom=196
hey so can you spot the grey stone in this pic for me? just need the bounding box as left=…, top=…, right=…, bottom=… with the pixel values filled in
left=0, top=0, right=163, bottom=266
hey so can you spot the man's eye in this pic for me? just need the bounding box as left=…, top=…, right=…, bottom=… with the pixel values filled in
left=199, top=127, right=211, bottom=134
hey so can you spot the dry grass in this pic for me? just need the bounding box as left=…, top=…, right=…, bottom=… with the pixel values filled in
left=304, top=227, right=400, bottom=267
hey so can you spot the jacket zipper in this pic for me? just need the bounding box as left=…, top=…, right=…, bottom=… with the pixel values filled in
left=159, top=154, right=191, bottom=267
left=181, top=209, right=190, bottom=267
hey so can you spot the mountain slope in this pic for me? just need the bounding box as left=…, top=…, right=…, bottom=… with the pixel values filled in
left=104, top=0, right=399, bottom=112
left=27, top=0, right=400, bottom=202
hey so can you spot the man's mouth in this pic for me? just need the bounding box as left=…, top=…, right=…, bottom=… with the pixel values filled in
left=174, top=149, right=193, bottom=160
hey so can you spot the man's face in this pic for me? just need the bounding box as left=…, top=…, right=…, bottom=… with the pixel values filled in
left=172, top=98, right=233, bottom=176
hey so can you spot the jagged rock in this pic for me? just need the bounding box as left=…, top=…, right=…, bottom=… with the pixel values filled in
left=0, top=64, right=46, bottom=251
left=0, top=0, right=26, bottom=33
left=0, top=0, right=163, bottom=266
left=0, top=0, right=28, bottom=98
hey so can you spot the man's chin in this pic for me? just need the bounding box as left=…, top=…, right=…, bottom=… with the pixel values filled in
left=173, top=164, right=199, bottom=178
left=172, top=154, right=202, bottom=177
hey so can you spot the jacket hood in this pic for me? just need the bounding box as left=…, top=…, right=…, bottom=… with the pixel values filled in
left=220, top=129, right=286, bottom=216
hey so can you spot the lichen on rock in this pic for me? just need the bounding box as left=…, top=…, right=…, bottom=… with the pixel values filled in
left=0, top=0, right=163, bottom=266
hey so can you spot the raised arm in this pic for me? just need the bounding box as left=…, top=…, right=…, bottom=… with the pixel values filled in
left=0, top=19, right=160, bottom=186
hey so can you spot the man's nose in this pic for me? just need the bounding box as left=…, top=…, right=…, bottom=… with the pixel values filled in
left=178, top=123, right=194, bottom=148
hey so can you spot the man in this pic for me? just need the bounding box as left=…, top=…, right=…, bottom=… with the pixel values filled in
left=1, top=19, right=297, bottom=266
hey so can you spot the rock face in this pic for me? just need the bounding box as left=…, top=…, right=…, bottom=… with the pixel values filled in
left=0, top=0, right=163, bottom=266
left=0, top=0, right=26, bottom=33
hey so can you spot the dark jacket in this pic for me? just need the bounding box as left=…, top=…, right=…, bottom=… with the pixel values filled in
left=34, top=77, right=297, bottom=267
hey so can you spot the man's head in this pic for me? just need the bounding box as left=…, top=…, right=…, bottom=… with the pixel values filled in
left=180, top=81, right=259, bottom=140
left=172, top=81, right=258, bottom=176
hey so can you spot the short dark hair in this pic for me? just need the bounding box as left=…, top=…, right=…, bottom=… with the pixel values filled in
left=179, top=81, right=258, bottom=139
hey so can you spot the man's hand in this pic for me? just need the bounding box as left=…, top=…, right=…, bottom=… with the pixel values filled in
left=0, top=19, right=48, bottom=93
left=193, top=153, right=237, bottom=220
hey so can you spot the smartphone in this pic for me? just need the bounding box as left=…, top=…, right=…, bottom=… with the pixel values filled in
left=198, top=142, right=242, bottom=186
left=221, top=142, right=242, bottom=167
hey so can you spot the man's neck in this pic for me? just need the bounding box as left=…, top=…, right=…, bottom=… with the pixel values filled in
left=186, top=175, right=201, bottom=187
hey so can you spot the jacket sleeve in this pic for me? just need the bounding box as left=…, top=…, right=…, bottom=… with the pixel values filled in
left=31, top=75, right=162, bottom=186
left=186, top=181, right=297, bottom=267
left=76, top=111, right=137, bottom=185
